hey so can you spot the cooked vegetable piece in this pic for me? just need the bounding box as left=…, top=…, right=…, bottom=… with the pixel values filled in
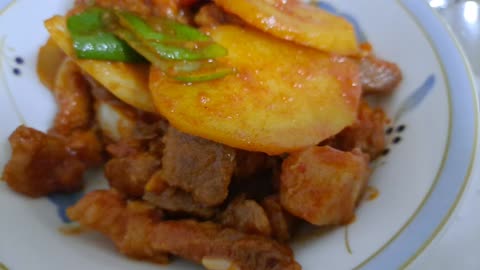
left=113, top=27, right=232, bottom=83
left=150, top=26, right=361, bottom=154
left=45, top=16, right=156, bottom=112
left=173, top=66, right=234, bottom=83
left=115, top=11, right=174, bottom=42
left=214, top=0, right=359, bottom=55
left=148, top=17, right=211, bottom=41
left=280, top=146, right=370, bottom=226
left=112, top=27, right=176, bottom=70
left=115, top=11, right=228, bottom=61
left=37, top=38, right=66, bottom=90
left=67, top=7, right=145, bottom=62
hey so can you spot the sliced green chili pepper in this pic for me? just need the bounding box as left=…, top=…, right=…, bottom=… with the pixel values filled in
left=174, top=67, right=236, bottom=83
left=114, top=28, right=232, bottom=82
left=148, top=17, right=212, bottom=42
left=67, top=7, right=234, bottom=82
left=115, top=11, right=228, bottom=60
left=67, top=7, right=145, bottom=62
left=145, top=40, right=227, bottom=61
left=115, top=12, right=175, bottom=42
left=112, top=28, right=176, bottom=70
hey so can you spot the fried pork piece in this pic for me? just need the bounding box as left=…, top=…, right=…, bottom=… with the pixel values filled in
left=2, top=126, right=86, bottom=197
left=43, top=58, right=104, bottom=166
left=360, top=56, right=402, bottom=95
left=157, top=126, right=236, bottom=206
left=68, top=190, right=301, bottom=270
left=144, top=172, right=217, bottom=218
left=67, top=190, right=169, bottom=263
left=261, top=195, right=297, bottom=242
left=194, top=3, right=244, bottom=27
left=49, top=58, right=93, bottom=137
left=329, top=102, right=388, bottom=160
left=105, top=153, right=161, bottom=198
left=234, top=150, right=272, bottom=178
left=67, top=129, right=104, bottom=167
left=280, top=146, right=370, bottom=226
left=219, top=195, right=272, bottom=236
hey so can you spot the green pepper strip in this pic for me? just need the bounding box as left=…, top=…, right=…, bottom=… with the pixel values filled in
left=174, top=67, right=236, bottom=83
left=115, top=12, right=228, bottom=60
left=112, top=28, right=177, bottom=70
left=115, top=12, right=175, bottom=42
left=113, top=28, right=231, bottom=82
left=148, top=17, right=212, bottom=42
left=67, top=8, right=145, bottom=62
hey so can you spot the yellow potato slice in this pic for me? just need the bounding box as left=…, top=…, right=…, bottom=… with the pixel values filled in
left=44, top=16, right=156, bottom=113
left=214, top=0, right=358, bottom=55
left=150, top=25, right=360, bottom=155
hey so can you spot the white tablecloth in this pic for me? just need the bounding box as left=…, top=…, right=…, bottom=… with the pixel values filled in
left=1, top=0, right=479, bottom=269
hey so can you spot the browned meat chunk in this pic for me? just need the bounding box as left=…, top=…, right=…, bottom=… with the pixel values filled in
left=105, top=153, right=161, bottom=198
left=153, top=221, right=301, bottom=270
left=157, top=127, right=236, bottom=206
left=144, top=172, right=217, bottom=218
left=106, top=139, right=144, bottom=158
left=67, top=190, right=169, bottom=263
left=49, top=58, right=92, bottom=137
left=360, top=56, right=402, bottom=95
left=67, top=129, right=104, bottom=167
left=68, top=190, right=301, bottom=270
left=194, top=3, right=244, bottom=27
left=219, top=195, right=272, bottom=236
left=2, top=126, right=86, bottom=197
left=280, top=146, right=370, bottom=226
left=329, top=102, right=388, bottom=159
left=261, top=195, right=297, bottom=242
left=234, top=150, right=272, bottom=178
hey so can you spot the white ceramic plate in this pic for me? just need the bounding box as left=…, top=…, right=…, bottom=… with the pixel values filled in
left=0, top=1, right=478, bottom=269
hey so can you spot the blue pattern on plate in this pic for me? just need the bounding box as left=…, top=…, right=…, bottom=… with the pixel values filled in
left=48, top=191, right=85, bottom=223
left=394, top=74, right=436, bottom=122
left=316, top=2, right=367, bottom=43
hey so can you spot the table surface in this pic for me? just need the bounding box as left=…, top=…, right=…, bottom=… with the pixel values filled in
left=1, top=0, right=479, bottom=269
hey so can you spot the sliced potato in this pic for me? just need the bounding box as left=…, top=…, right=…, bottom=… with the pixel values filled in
left=214, top=0, right=358, bottom=55
left=37, top=38, right=66, bottom=91
left=150, top=25, right=360, bottom=155
left=44, top=16, right=156, bottom=113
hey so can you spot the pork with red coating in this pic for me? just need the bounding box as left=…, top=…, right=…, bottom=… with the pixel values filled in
left=261, top=195, right=297, bottom=242
left=105, top=153, right=161, bottom=198
left=219, top=194, right=272, bottom=236
left=2, top=126, right=86, bottom=197
left=329, top=101, right=388, bottom=160
left=49, top=58, right=93, bottom=137
left=67, top=190, right=169, bottom=263
left=156, top=126, right=236, bottom=206
left=144, top=171, right=217, bottom=218
left=360, top=56, right=402, bottom=95
left=68, top=190, right=301, bottom=270
left=280, top=146, right=370, bottom=226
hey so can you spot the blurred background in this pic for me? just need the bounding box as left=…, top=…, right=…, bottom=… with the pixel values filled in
left=429, top=0, right=479, bottom=75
